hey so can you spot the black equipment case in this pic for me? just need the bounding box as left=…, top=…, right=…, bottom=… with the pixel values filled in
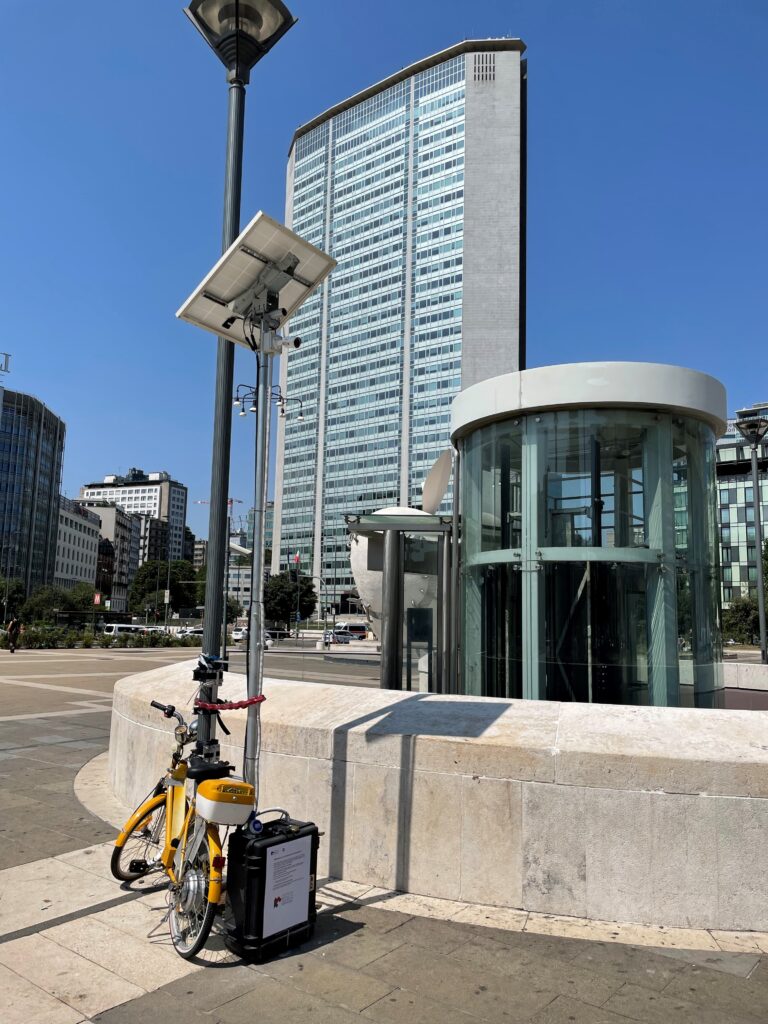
left=225, top=817, right=320, bottom=961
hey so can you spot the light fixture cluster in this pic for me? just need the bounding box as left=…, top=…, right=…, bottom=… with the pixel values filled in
left=233, top=384, right=304, bottom=421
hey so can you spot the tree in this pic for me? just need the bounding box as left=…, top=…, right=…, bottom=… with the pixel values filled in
left=226, top=596, right=242, bottom=624
left=68, top=582, right=97, bottom=611
left=264, top=571, right=316, bottom=629
left=20, top=586, right=71, bottom=624
left=129, top=560, right=198, bottom=615
left=0, top=577, right=26, bottom=619
left=722, top=596, right=759, bottom=645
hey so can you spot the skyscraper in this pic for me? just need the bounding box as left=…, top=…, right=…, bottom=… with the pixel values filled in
left=0, top=388, right=65, bottom=594
left=272, top=39, right=527, bottom=593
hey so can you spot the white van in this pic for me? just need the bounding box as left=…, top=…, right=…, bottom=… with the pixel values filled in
left=102, top=624, right=145, bottom=637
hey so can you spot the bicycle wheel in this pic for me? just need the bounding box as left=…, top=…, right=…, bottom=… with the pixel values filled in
left=111, top=795, right=166, bottom=882
left=168, top=834, right=218, bottom=959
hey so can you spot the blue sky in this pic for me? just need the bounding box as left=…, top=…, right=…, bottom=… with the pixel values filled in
left=1, top=1, right=766, bottom=541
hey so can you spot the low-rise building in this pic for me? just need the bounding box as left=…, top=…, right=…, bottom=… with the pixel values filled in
left=80, top=468, right=188, bottom=561
left=716, top=402, right=768, bottom=606
left=78, top=500, right=139, bottom=612
left=54, top=497, right=100, bottom=591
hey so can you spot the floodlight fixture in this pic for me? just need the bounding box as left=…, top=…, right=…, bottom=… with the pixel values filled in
left=184, top=0, right=297, bottom=82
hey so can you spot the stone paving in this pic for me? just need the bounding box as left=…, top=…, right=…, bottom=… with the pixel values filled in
left=1, top=649, right=768, bottom=1023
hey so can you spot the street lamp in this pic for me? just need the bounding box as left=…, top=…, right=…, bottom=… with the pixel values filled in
left=234, top=383, right=303, bottom=420
left=735, top=409, right=768, bottom=663
left=183, top=0, right=297, bottom=682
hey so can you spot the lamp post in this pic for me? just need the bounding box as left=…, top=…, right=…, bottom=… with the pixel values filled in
left=184, top=0, right=297, bottom=750
left=735, top=409, right=768, bottom=663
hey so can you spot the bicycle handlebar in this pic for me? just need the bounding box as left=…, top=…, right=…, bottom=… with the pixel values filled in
left=149, top=701, right=184, bottom=726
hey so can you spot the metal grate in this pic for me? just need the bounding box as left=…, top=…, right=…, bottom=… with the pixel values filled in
left=473, top=52, right=496, bottom=82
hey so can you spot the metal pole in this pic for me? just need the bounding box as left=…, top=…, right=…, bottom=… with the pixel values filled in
left=199, top=79, right=246, bottom=756
left=244, top=345, right=273, bottom=787
left=222, top=509, right=231, bottom=661
left=750, top=444, right=767, bottom=664
left=381, top=529, right=403, bottom=689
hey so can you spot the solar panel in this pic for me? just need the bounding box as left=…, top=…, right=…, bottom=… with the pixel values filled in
left=176, top=210, right=336, bottom=347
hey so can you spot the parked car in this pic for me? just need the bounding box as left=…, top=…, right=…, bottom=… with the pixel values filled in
left=178, top=626, right=204, bottom=638
left=231, top=627, right=248, bottom=643
left=324, top=630, right=351, bottom=645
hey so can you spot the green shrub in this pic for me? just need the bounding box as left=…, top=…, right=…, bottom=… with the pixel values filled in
left=81, top=631, right=94, bottom=649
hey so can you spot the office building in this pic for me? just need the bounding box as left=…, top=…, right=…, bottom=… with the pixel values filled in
left=139, top=515, right=169, bottom=565
left=80, top=468, right=188, bottom=561
left=78, top=500, right=139, bottom=612
left=0, top=388, right=65, bottom=594
left=193, top=539, right=208, bottom=571
left=272, top=39, right=527, bottom=592
left=183, top=526, right=196, bottom=565
left=54, top=497, right=100, bottom=591
left=716, top=403, right=768, bottom=606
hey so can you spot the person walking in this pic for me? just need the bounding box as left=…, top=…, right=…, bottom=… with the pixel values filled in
left=7, top=615, right=21, bottom=654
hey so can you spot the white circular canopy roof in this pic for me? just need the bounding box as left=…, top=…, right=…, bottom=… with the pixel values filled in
left=450, top=362, right=727, bottom=441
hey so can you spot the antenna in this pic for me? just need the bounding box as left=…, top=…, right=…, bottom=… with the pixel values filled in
left=0, top=353, right=11, bottom=383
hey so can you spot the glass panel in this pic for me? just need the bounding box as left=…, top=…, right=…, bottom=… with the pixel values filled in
left=462, top=562, right=522, bottom=699
left=462, top=420, right=523, bottom=557
left=402, top=533, right=440, bottom=691
left=542, top=561, right=649, bottom=704
left=540, top=410, right=647, bottom=548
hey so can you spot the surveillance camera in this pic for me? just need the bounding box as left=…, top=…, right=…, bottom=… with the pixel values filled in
left=281, top=335, right=301, bottom=350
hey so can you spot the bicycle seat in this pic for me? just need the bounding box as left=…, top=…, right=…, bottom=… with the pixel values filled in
left=186, top=759, right=235, bottom=782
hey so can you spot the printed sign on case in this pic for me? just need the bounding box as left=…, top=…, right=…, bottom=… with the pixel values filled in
left=262, top=835, right=311, bottom=938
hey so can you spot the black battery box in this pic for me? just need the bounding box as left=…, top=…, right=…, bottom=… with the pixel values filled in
left=225, top=817, right=320, bottom=962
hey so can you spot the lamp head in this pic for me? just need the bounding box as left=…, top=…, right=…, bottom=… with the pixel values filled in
left=184, top=0, right=296, bottom=82
left=734, top=410, right=768, bottom=448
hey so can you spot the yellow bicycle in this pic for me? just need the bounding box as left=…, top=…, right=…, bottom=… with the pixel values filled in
left=111, top=691, right=264, bottom=958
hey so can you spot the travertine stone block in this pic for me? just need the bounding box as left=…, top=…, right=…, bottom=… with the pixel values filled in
left=522, top=783, right=587, bottom=917
left=460, top=775, right=522, bottom=907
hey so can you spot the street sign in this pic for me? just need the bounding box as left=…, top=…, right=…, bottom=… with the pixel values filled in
left=105, top=600, right=111, bottom=610
left=93, top=593, right=101, bottom=606
left=164, top=589, right=170, bottom=604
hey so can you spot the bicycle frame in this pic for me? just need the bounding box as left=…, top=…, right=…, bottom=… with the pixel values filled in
left=114, top=764, right=224, bottom=903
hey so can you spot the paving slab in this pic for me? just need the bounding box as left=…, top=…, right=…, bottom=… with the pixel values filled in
left=42, top=915, right=198, bottom=990
left=0, top=856, right=121, bottom=934
left=0, top=960, right=86, bottom=1024
left=604, top=980, right=764, bottom=1024
left=0, top=933, right=144, bottom=1018
left=362, top=985, right=489, bottom=1024
left=213, top=971, right=368, bottom=1024
left=256, top=949, right=395, bottom=1012
left=361, top=941, right=559, bottom=1022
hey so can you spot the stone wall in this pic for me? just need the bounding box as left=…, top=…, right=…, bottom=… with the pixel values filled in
left=109, top=662, right=768, bottom=932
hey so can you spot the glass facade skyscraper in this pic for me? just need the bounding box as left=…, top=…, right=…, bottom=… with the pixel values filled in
left=273, top=40, right=527, bottom=594
left=0, top=388, right=65, bottom=594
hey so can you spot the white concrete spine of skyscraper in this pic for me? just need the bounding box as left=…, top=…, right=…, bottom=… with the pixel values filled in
left=54, top=496, right=101, bottom=590
left=272, top=40, right=526, bottom=597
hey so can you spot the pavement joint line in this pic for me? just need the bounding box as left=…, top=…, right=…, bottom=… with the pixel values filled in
left=0, top=678, right=117, bottom=697
left=0, top=886, right=160, bottom=946
left=0, top=706, right=113, bottom=723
